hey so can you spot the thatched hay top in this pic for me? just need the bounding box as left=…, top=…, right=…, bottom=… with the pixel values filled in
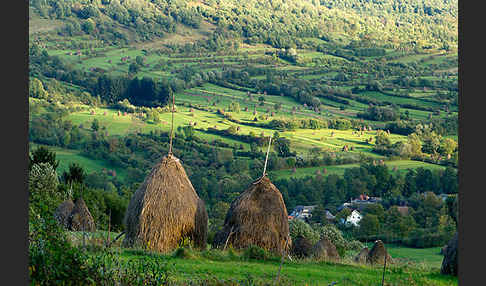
left=123, top=154, right=208, bottom=253
left=367, top=240, right=391, bottom=265
left=354, top=247, right=369, bottom=264
left=213, top=176, right=289, bottom=254
left=441, top=232, right=458, bottom=276
left=312, top=236, right=340, bottom=262
left=69, top=197, right=96, bottom=232
left=54, top=199, right=75, bottom=229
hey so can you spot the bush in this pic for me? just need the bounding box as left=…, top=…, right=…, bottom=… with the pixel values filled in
left=316, top=224, right=348, bottom=257
left=173, top=247, right=196, bottom=259
left=289, top=219, right=320, bottom=244
left=29, top=215, right=94, bottom=284
left=243, top=245, right=269, bottom=260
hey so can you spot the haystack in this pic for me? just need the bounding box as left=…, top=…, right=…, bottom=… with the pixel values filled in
left=291, top=236, right=313, bottom=258
left=312, top=236, right=340, bottom=261
left=441, top=232, right=458, bottom=276
left=69, top=197, right=96, bottom=232
left=213, top=176, right=290, bottom=254
left=354, top=247, right=369, bottom=264
left=54, top=199, right=75, bottom=229
left=123, top=154, right=208, bottom=253
left=367, top=240, right=392, bottom=265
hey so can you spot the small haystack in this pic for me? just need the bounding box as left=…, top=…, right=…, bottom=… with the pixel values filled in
left=354, top=247, right=369, bottom=264
left=213, top=176, right=290, bottom=254
left=291, top=236, right=313, bottom=258
left=54, top=199, right=75, bottom=229
left=367, top=240, right=392, bottom=265
left=123, top=154, right=208, bottom=253
left=312, top=236, right=340, bottom=261
left=441, top=232, right=458, bottom=276
left=69, top=197, right=96, bottom=232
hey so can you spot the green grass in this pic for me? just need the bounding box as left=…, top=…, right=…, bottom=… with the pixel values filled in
left=105, top=247, right=457, bottom=285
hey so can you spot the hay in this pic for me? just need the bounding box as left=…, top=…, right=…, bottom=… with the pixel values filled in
left=213, top=176, right=289, bottom=254
left=367, top=240, right=392, bottom=265
left=54, top=199, right=75, bottom=229
left=354, top=247, right=369, bottom=264
left=441, top=232, right=458, bottom=276
left=312, top=236, right=340, bottom=261
left=290, top=236, right=313, bottom=258
left=69, top=197, right=96, bottom=232
left=123, top=154, right=208, bottom=253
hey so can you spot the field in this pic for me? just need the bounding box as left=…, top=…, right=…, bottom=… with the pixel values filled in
left=270, top=160, right=447, bottom=180
left=68, top=231, right=455, bottom=286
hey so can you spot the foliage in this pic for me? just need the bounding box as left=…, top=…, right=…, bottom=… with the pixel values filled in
left=289, top=219, right=320, bottom=245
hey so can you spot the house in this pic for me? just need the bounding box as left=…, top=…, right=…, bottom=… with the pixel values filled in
left=395, top=206, right=409, bottom=216
left=338, top=194, right=382, bottom=212
left=325, top=210, right=336, bottom=222
left=288, top=205, right=316, bottom=221
left=340, top=209, right=362, bottom=226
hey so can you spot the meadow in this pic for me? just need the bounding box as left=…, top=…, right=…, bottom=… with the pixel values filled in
left=68, top=231, right=455, bottom=286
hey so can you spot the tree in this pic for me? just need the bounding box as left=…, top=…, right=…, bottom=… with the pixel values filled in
left=129, top=63, right=140, bottom=74
left=30, top=146, right=59, bottom=171
left=62, top=163, right=86, bottom=184
left=274, top=136, right=292, bottom=157
left=375, top=130, right=391, bottom=146
left=91, top=118, right=100, bottom=132
left=440, top=138, right=457, bottom=157
left=182, top=125, right=195, bottom=139
left=407, top=133, right=422, bottom=157
left=358, top=214, right=380, bottom=238
left=29, top=78, right=48, bottom=99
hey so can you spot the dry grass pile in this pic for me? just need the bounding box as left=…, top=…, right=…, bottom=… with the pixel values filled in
left=69, top=197, right=96, bottom=232
left=366, top=240, right=392, bottom=265
left=214, top=176, right=289, bottom=254
left=54, top=199, right=75, bottom=229
left=441, top=232, right=458, bottom=276
left=123, top=154, right=208, bottom=253
left=312, top=236, right=340, bottom=262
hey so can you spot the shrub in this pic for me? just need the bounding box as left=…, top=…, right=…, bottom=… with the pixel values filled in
left=316, top=224, right=348, bottom=257
left=243, top=245, right=269, bottom=260
left=289, top=219, right=320, bottom=244
left=173, top=247, right=196, bottom=259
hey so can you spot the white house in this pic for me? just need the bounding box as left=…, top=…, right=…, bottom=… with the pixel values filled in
left=340, top=210, right=362, bottom=226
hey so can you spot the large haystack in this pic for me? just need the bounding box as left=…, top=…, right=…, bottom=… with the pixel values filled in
left=54, top=199, right=75, bottom=229
left=69, top=197, right=96, bottom=232
left=367, top=240, right=392, bottom=265
left=213, top=176, right=289, bottom=254
left=312, top=236, right=340, bottom=261
left=354, top=247, right=369, bottom=264
left=123, top=154, right=208, bottom=253
left=441, top=232, right=458, bottom=276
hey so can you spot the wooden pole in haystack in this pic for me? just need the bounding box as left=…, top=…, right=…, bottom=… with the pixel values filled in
left=262, top=135, right=273, bottom=177
left=169, top=89, right=175, bottom=156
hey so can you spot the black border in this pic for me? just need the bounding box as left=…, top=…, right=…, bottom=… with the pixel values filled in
left=5, top=0, right=28, bottom=284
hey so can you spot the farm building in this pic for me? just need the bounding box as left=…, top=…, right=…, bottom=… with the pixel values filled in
left=338, top=194, right=382, bottom=212
left=288, top=205, right=316, bottom=221
left=340, top=209, right=362, bottom=227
